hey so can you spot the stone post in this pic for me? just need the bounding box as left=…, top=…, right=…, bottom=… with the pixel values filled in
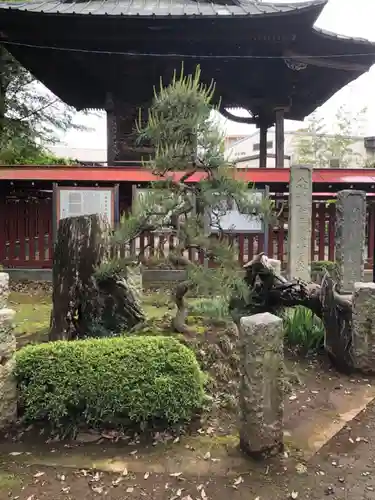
left=0, top=273, right=16, bottom=428
left=239, top=313, right=284, bottom=459
left=335, top=190, right=366, bottom=292
left=352, top=282, right=375, bottom=374
left=287, top=165, right=312, bottom=282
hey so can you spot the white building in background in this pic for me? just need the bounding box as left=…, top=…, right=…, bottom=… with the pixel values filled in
left=48, top=145, right=107, bottom=163
left=225, top=129, right=375, bottom=168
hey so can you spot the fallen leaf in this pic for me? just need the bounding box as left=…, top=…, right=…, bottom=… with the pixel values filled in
left=234, top=476, right=244, bottom=486
left=170, top=472, right=183, bottom=477
left=295, top=463, right=307, bottom=474
left=291, top=492, right=299, bottom=499
left=112, top=476, right=123, bottom=486
left=176, top=488, right=183, bottom=496
left=173, top=437, right=180, bottom=443
left=61, top=486, right=71, bottom=494
left=182, top=496, right=193, bottom=500
left=201, top=489, right=208, bottom=500
left=144, top=471, right=150, bottom=480
left=9, top=452, right=23, bottom=456
left=203, top=451, right=211, bottom=460
left=126, top=486, right=135, bottom=493
left=289, top=395, right=297, bottom=401
left=130, top=449, right=138, bottom=455
left=34, top=471, right=45, bottom=478
left=348, top=437, right=354, bottom=443
left=122, top=467, right=128, bottom=476
left=91, top=485, right=104, bottom=494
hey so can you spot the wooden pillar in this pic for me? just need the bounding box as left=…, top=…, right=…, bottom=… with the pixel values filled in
left=275, top=108, right=285, bottom=168
left=259, top=124, right=268, bottom=168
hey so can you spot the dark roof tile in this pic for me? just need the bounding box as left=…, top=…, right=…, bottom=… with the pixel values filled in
left=0, top=0, right=328, bottom=17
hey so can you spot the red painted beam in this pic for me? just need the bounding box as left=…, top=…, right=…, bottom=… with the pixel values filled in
left=1, top=166, right=375, bottom=184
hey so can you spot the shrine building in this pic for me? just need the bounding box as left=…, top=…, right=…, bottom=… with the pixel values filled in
left=1, top=0, right=375, bottom=272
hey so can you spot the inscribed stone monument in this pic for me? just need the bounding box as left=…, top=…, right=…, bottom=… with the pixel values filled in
left=287, top=165, right=312, bottom=282
left=335, top=190, right=366, bottom=292
left=239, top=313, right=284, bottom=458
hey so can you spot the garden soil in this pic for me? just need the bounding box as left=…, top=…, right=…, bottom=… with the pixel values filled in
left=2, top=398, right=375, bottom=500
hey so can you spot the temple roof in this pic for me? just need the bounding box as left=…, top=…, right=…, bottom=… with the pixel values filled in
left=0, top=0, right=326, bottom=18
left=1, top=0, right=375, bottom=121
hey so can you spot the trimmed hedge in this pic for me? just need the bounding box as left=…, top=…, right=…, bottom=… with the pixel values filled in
left=15, top=336, right=205, bottom=430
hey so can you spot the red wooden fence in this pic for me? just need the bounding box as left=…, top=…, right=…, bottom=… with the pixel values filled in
left=1, top=197, right=375, bottom=270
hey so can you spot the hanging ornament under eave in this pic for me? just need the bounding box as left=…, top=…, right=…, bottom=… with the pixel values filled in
left=284, top=58, right=308, bottom=72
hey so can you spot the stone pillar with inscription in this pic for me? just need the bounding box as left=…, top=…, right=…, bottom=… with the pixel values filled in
left=287, top=165, right=312, bottom=282
left=335, top=190, right=366, bottom=292
left=239, top=313, right=284, bottom=459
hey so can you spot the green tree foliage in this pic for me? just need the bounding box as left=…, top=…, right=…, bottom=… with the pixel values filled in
left=293, top=105, right=368, bottom=168
left=0, top=48, right=86, bottom=164
left=107, top=66, right=272, bottom=332
left=16, top=336, right=205, bottom=433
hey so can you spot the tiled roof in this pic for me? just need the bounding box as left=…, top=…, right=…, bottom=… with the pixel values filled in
left=0, top=0, right=327, bottom=17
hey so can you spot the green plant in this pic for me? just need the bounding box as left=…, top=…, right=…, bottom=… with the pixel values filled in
left=311, top=260, right=338, bottom=281
left=189, top=297, right=229, bottom=319
left=15, top=336, right=205, bottom=433
left=283, top=306, right=325, bottom=352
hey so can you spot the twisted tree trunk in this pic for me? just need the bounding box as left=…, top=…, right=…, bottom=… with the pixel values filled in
left=49, top=214, right=145, bottom=341
left=229, top=253, right=354, bottom=373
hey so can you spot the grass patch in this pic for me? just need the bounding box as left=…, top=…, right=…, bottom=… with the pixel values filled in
left=9, top=291, right=51, bottom=347
left=0, top=470, right=22, bottom=491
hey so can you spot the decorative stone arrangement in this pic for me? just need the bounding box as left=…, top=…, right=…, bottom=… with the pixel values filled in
left=238, top=313, right=284, bottom=459
left=0, top=273, right=17, bottom=429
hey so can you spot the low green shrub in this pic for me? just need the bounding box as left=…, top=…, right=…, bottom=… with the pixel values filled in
left=15, top=336, right=205, bottom=432
left=283, top=306, right=325, bottom=352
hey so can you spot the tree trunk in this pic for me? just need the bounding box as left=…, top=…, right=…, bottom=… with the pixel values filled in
left=229, top=253, right=354, bottom=374
left=49, top=214, right=145, bottom=341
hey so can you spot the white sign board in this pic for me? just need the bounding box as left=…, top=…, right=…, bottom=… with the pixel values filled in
left=58, top=188, right=114, bottom=225
left=210, top=190, right=264, bottom=233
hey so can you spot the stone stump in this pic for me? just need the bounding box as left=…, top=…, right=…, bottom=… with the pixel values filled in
left=335, top=190, right=366, bottom=292
left=0, top=273, right=16, bottom=429
left=128, top=265, right=143, bottom=300
left=268, top=259, right=281, bottom=276
left=287, top=165, right=313, bottom=282
left=239, top=313, right=284, bottom=459
left=352, top=282, right=375, bottom=374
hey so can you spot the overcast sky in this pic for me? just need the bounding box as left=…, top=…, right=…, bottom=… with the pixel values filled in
left=61, top=0, right=375, bottom=149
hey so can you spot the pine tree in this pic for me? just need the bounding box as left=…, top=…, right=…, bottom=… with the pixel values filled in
left=109, top=66, right=271, bottom=334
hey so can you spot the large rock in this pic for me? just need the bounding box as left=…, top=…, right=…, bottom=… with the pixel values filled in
left=0, top=273, right=9, bottom=309
left=352, top=282, right=375, bottom=373
left=0, top=308, right=16, bottom=363
left=239, top=313, right=284, bottom=459
left=0, top=358, right=17, bottom=428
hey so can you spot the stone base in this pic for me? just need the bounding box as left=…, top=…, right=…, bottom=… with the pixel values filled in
left=240, top=437, right=284, bottom=460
